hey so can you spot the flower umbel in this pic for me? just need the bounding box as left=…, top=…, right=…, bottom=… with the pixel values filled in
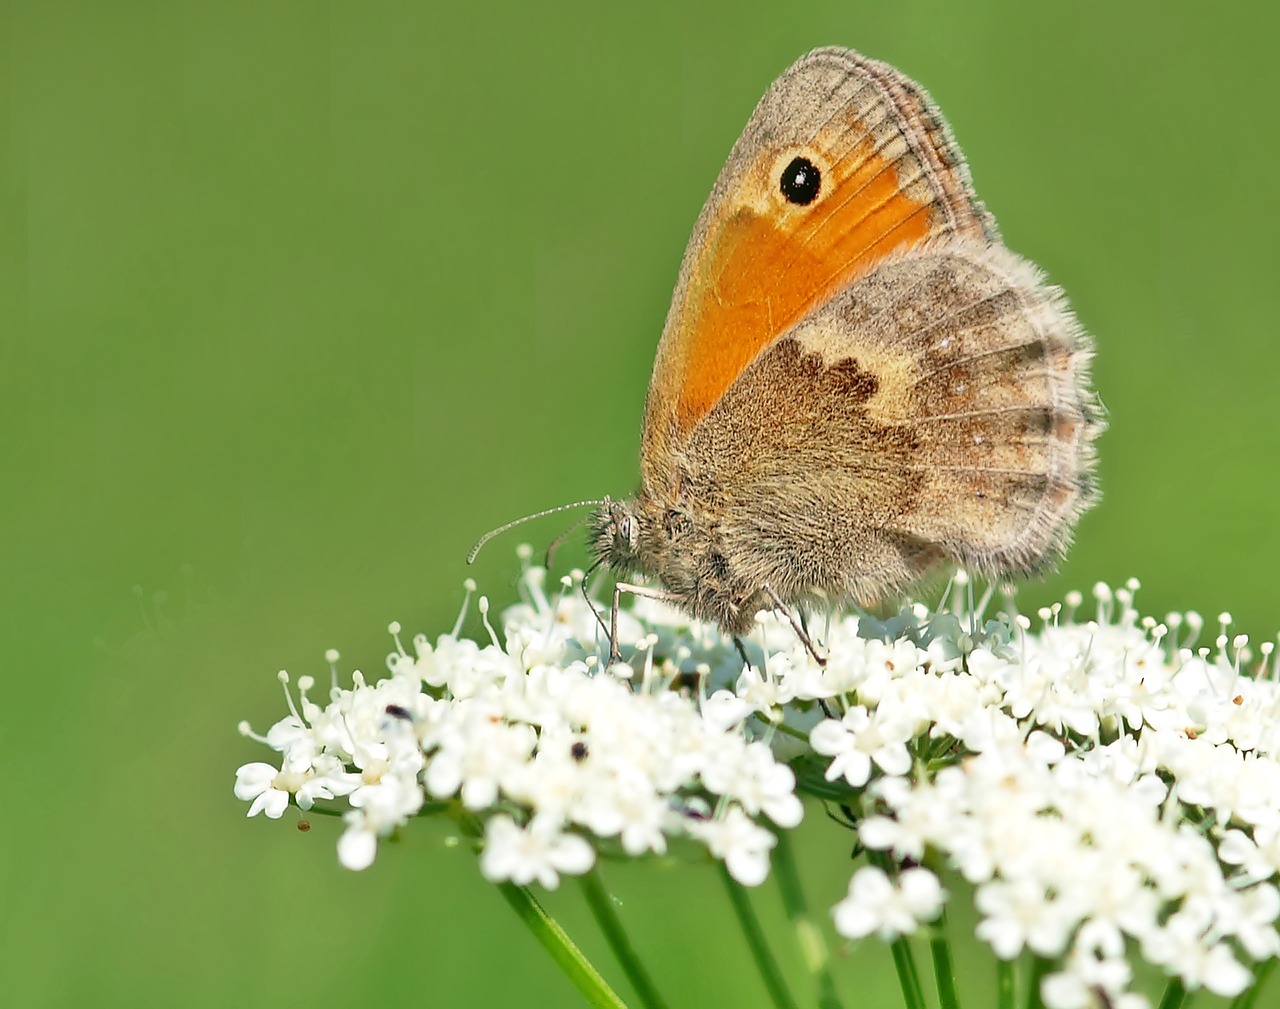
left=236, top=563, right=1280, bottom=1008
left=237, top=566, right=802, bottom=886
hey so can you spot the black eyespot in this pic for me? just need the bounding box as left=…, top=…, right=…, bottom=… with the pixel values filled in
left=779, top=156, right=821, bottom=205
left=570, top=741, right=589, bottom=761
left=385, top=703, right=413, bottom=722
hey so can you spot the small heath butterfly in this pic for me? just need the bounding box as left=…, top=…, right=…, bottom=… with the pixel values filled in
left=588, top=47, right=1103, bottom=651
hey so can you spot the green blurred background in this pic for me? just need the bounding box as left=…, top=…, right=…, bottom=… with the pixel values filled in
left=3, top=1, right=1277, bottom=1006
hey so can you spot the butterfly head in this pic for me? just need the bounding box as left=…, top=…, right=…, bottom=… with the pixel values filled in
left=590, top=496, right=644, bottom=575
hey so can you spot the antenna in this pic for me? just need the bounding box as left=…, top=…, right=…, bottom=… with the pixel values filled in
left=544, top=512, right=595, bottom=569
left=467, top=499, right=606, bottom=564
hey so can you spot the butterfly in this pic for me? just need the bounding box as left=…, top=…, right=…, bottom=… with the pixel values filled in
left=587, top=46, right=1103, bottom=658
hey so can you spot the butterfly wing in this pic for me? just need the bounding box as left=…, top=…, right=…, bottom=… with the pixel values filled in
left=641, top=46, right=994, bottom=488
left=676, top=235, right=1102, bottom=606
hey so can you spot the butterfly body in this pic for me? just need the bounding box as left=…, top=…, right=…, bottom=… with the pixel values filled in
left=591, top=47, right=1102, bottom=638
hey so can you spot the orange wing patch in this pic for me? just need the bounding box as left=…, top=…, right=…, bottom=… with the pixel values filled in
left=639, top=48, right=993, bottom=484
left=673, top=138, right=938, bottom=433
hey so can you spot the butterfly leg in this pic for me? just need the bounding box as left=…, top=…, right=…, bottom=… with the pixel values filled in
left=577, top=570, right=660, bottom=664
left=761, top=583, right=827, bottom=666
left=792, top=607, right=837, bottom=717
left=581, top=563, right=614, bottom=645
left=608, top=580, right=680, bottom=665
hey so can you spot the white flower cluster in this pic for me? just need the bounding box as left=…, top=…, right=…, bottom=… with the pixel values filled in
left=236, top=565, right=802, bottom=887
left=781, top=580, right=1280, bottom=1008
left=235, top=564, right=1280, bottom=1009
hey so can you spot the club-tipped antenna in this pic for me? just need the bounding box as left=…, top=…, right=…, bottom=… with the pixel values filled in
left=467, top=499, right=606, bottom=565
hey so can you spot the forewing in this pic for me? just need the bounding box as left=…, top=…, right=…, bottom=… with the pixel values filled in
left=641, top=46, right=994, bottom=488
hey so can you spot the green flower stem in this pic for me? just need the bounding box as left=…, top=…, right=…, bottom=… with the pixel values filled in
left=1156, top=979, right=1187, bottom=1009
left=867, top=851, right=928, bottom=1009
left=761, top=715, right=809, bottom=742
left=886, top=933, right=929, bottom=1009
left=928, top=905, right=962, bottom=1009
left=717, top=861, right=802, bottom=1009
left=997, top=959, right=1015, bottom=1009
left=771, top=830, right=845, bottom=1009
left=453, top=808, right=628, bottom=1009
left=495, top=879, right=631, bottom=1009
left=579, top=866, right=671, bottom=1009
left=1231, top=958, right=1276, bottom=1009
left=1024, top=956, right=1050, bottom=1009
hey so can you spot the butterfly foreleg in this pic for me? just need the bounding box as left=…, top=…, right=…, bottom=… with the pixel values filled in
left=608, top=580, right=681, bottom=665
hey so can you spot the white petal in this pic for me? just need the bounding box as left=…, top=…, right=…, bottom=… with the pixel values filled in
left=247, top=788, right=289, bottom=819
left=898, top=868, right=945, bottom=920
left=233, top=762, right=278, bottom=801
left=872, top=743, right=912, bottom=777
left=337, top=826, right=378, bottom=870
left=726, top=847, right=771, bottom=887
left=550, top=833, right=596, bottom=877
left=809, top=719, right=851, bottom=755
